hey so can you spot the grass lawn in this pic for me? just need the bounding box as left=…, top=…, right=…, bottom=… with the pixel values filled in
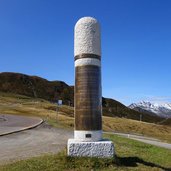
left=0, top=134, right=171, bottom=171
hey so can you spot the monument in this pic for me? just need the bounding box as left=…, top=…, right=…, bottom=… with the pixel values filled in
left=67, top=17, right=114, bottom=157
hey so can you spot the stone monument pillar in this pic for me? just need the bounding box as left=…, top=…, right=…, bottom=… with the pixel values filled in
left=67, top=17, right=114, bottom=158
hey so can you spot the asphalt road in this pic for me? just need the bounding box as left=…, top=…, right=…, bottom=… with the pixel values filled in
left=0, top=123, right=73, bottom=165
left=0, top=114, right=43, bottom=135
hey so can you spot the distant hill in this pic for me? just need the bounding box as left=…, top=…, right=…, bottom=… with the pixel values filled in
left=0, top=72, right=163, bottom=123
left=102, top=98, right=162, bottom=123
left=129, top=101, right=171, bottom=118
left=0, top=72, right=74, bottom=105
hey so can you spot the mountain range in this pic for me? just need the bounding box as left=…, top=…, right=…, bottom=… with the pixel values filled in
left=0, top=72, right=166, bottom=124
left=129, top=101, right=171, bottom=118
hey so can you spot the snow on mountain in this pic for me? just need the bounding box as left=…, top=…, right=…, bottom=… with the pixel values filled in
left=129, top=101, right=171, bottom=118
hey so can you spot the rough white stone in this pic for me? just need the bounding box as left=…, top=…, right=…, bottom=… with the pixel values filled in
left=67, top=139, right=114, bottom=158
left=74, top=130, right=102, bottom=141
left=74, top=17, right=101, bottom=56
left=75, top=58, right=101, bottom=67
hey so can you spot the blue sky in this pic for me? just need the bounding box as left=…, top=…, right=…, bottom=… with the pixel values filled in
left=0, top=0, right=171, bottom=105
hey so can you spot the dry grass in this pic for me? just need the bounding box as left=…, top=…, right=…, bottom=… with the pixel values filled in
left=0, top=92, right=171, bottom=143
left=103, top=116, right=171, bottom=143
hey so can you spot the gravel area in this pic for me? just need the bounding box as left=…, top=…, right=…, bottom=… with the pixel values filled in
left=0, top=123, right=73, bottom=165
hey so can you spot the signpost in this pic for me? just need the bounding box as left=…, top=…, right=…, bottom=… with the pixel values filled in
left=56, top=100, right=62, bottom=122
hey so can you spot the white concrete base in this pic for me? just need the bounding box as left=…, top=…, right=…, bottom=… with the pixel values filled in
left=67, top=139, right=114, bottom=158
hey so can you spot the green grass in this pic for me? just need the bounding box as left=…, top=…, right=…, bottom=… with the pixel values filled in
left=0, top=134, right=171, bottom=171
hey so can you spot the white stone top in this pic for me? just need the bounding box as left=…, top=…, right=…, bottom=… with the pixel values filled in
left=74, top=17, right=101, bottom=56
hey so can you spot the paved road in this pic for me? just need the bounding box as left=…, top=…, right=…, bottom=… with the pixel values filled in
left=105, top=132, right=171, bottom=150
left=0, top=114, right=43, bottom=135
left=0, top=123, right=73, bottom=165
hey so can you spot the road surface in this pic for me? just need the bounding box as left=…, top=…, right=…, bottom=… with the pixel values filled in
left=0, top=114, right=43, bottom=135
left=0, top=122, right=73, bottom=165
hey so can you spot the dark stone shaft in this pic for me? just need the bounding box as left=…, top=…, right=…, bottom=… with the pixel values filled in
left=75, top=65, right=102, bottom=130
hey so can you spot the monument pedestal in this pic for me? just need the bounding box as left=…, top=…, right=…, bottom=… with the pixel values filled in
left=67, top=139, right=114, bottom=158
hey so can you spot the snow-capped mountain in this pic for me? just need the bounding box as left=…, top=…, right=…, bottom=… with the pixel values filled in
left=129, top=101, right=171, bottom=118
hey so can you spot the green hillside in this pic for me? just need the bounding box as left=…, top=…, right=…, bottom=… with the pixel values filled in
left=0, top=72, right=163, bottom=123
